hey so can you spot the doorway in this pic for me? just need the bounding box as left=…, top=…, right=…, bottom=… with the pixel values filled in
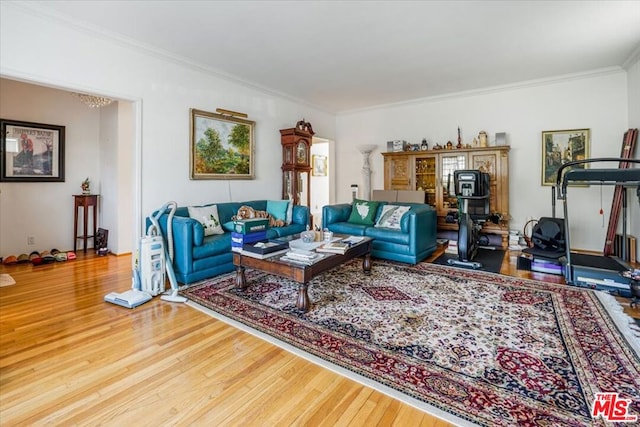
left=310, top=137, right=334, bottom=229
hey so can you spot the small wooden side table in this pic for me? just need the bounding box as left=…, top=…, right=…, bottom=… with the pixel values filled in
left=73, top=194, right=98, bottom=253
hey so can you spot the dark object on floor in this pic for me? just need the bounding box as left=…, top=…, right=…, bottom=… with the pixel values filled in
left=530, top=217, right=565, bottom=253
left=433, top=248, right=505, bottom=274
left=96, top=228, right=109, bottom=256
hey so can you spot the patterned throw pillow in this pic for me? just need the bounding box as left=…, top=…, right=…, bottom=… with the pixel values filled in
left=347, top=199, right=379, bottom=225
left=374, top=205, right=411, bottom=229
left=188, top=205, right=224, bottom=236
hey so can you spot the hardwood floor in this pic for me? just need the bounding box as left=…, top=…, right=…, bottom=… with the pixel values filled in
left=1, top=249, right=638, bottom=426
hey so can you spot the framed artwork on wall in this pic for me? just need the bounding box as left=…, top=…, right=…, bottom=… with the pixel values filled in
left=312, top=154, right=327, bottom=176
left=0, top=119, right=65, bottom=182
left=189, top=108, right=255, bottom=180
left=541, top=128, right=590, bottom=186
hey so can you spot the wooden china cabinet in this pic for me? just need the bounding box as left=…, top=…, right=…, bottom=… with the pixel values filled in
left=382, top=146, right=510, bottom=248
left=280, top=120, right=314, bottom=208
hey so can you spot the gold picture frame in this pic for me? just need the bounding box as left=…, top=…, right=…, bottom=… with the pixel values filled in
left=541, top=128, right=590, bottom=186
left=190, top=108, right=255, bottom=180
left=312, top=154, right=327, bottom=176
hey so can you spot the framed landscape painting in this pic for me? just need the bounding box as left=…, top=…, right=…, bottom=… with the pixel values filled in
left=541, top=128, right=590, bottom=186
left=190, top=109, right=255, bottom=180
left=1, top=119, right=65, bottom=182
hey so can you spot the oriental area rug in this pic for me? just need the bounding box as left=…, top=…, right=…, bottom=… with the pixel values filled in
left=180, top=260, right=640, bottom=426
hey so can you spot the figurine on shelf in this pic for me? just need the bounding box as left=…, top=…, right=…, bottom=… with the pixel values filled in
left=478, top=131, right=488, bottom=147
left=432, top=143, right=443, bottom=150
left=446, top=141, right=453, bottom=150
left=81, top=177, right=91, bottom=194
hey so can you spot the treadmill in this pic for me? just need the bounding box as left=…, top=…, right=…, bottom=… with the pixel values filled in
left=555, top=158, right=640, bottom=296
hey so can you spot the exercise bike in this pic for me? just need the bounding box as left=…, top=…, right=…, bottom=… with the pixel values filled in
left=447, top=170, right=491, bottom=269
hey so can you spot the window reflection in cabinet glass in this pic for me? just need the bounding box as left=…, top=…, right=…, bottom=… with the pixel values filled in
left=283, top=171, right=293, bottom=199
left=441, top=155, right=466, bottom=196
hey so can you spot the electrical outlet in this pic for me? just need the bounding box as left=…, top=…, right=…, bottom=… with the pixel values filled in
left=27, top=236, right=35, bottom=245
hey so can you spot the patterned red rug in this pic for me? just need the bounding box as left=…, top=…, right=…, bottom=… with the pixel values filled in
left=180, top=260, right=640, bottom=426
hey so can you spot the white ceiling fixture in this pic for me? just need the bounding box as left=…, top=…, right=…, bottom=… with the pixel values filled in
left=32, top=1, right=640, bottom=113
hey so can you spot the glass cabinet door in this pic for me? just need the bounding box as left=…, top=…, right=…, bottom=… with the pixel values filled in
left=415, top=157, right=437, bottom=206
left=439, top=153, right=466, bottom=211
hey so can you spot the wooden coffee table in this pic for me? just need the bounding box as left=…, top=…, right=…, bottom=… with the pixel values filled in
left=232, top=236, right=372, bottom=312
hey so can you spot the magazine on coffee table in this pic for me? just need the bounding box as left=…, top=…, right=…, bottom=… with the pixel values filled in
left=280, top=250, right=326, bottom=265
left=316, top=241, right=350, bottom=254
left=239, top=248, right=289, bottom=259
left=242, top=240, right=289, bottom=255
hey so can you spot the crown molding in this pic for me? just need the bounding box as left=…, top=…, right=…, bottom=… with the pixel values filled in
left=338, top=66, right=626, bottom=116
left=622, top=43, right=640, bottom=70
left=4, top=1, right=333, bottom=115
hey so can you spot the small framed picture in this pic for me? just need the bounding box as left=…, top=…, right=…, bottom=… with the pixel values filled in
left=312, top=154, right=327, bottom=176
left=392, top=140, right=406, bottom=152
left=541, top=129, right=590, bottom=186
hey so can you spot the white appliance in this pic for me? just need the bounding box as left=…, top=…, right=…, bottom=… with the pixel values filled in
left=139, top=235, right=165, bottom=296
left=104, top=201, right=186, bottom=308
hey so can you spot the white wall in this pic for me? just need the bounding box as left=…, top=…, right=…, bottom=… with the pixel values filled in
left=0, top=2, right=335, bottom=257
left=336, top=71, right=630, bottom=253
left=98, top=101, right=135, bottom=255
left=0, top=79, right=101, bottom=256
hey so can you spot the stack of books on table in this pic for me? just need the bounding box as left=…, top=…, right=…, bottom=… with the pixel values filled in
left=231, top=230, right=268, bottom=252
left=280, top=249, right=325, bottom=265
left=316, top=241, right=350, bottom=255
left=240, top=240, right=290, bottom=259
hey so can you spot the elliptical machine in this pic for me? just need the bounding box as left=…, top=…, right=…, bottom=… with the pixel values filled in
left=447, top=170, right=491, bottom=269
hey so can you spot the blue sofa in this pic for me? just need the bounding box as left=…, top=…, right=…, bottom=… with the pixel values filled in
left=150, top=200, right=309, bottom=284
left=322, top=202, right=437, bottom=264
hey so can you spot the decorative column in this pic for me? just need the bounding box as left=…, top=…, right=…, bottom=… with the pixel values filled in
left=357, top=144, right=377, bottom=201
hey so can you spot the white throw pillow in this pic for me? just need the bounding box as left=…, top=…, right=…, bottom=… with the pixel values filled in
left=188, top=205, right=224, bottom=236
left=285, top=198, right=294, bottom=225
left=374, top=205, right=411, bottom=229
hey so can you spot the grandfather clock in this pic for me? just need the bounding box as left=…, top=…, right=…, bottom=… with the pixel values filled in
left=281, top=119, right=314, bottom=207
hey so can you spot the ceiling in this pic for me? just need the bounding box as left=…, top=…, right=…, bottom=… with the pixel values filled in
left=32, top=0, right=640, bottom=113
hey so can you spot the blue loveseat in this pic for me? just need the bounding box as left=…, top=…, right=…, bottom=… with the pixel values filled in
left=151, top=200, right=309, bottom=284
left=322, top=202, right=437, bottom=264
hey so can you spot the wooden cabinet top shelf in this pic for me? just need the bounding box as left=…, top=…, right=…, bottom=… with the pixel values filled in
left=382, top=146, right=510, bottom=157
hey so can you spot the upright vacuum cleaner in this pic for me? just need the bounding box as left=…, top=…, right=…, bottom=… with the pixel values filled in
left=105, top=201, right=186, bottom=308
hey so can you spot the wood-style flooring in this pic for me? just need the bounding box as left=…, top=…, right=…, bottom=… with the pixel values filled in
left=1, top=248, right=638, bottom=426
